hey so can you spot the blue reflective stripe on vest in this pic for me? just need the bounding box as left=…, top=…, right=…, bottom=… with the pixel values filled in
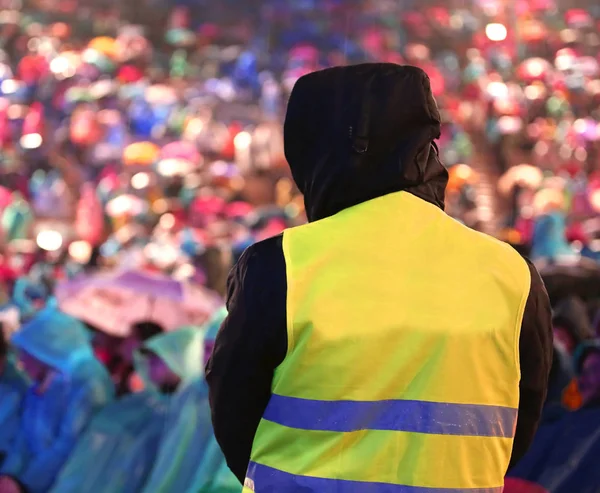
left=263, top=394, right=517, bottom=437
left=245, top=462, right=505, bottom=493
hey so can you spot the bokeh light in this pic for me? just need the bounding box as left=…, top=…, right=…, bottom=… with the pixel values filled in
left=36, top=230, right=63, bottom=252
left=485, top=23, right=507, bottom=42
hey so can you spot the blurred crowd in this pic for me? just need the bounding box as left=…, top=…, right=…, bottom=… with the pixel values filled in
left=0, top=0, right=599, bottom=491
left=0, top=303, right=236, bottom=493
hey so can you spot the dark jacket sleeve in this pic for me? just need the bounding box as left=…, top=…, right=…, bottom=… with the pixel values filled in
left=509, top=259, right=554, bottom=469
left=206, top=235, right=287, bottom=484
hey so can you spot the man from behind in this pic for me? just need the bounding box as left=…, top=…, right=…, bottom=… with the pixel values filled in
left=207, top=64, right=554, bottom=492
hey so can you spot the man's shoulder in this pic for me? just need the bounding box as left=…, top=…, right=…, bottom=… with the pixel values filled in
left=444, top=214, right=525, bottom=262
left=230, top=234, right=287, bottom=295
left=438, top=214, right=532, bottom=292
left=236, top=234, right=284, bottom=268
left=245, top=233, right=284, bottom=255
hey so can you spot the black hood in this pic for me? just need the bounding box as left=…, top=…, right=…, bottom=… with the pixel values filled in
left=284, top=63, right=448, bottom=222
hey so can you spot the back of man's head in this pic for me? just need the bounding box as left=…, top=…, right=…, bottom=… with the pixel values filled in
left=283, top=63, right=447, bottom=221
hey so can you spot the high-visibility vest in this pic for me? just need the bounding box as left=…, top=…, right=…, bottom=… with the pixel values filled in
left=244, top=191, right=530, bottom=493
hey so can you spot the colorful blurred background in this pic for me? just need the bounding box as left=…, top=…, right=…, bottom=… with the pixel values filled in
left=1, top=0, right=600, bottom=492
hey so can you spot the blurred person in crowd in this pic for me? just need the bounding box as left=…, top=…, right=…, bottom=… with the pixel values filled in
left=542, top=264, right=600, bottom=305
left=50, top=334, right=172, bottom=493
left=0, top=324, right=28, bottom=465
left=112, top=321, right=163, bottom=395
left=11, top=278, right=49, bottom=323
left=140, top=327, right=237, bottom=493
left=544, top=343, right=577, bottom=418
left=207, top=64, right=553, bottom=491
left=197, top=246, right=230, bottom=297
left=529, top=190, right=576, bottom=268
left=575, top=342, right=600, bottom=409
left=0, top=308, right=114, bottom=493
left=552, top=297, right=595, bottom=355
left=90, top=328, right=122, bottom=373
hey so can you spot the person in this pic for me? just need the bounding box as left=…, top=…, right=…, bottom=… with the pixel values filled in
left=11, top=277, right=49, bottom=323
left=0, top=324, right=28, bottom=464
left=0, top=308, right=114, bottom=493
left=207, top=64, right=554, bottom=491
left=529, top=190, right=576, bottom=267
left=509, top=341, right=600, bottom=492
left=113, top=321, right=163, bottom=395
left=49, top=342, right=170, bottom=493
left=552, top=297, right=595, bottom=355
left=575, top=341, right=600, bottom=408
left=140, top=327, right=238, bottom=493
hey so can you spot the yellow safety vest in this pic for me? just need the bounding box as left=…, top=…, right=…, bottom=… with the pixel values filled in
left=244, top=191, right=530, bottom=493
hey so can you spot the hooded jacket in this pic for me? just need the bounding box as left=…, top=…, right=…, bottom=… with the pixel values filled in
left=206, top=64, right=554, bottom=484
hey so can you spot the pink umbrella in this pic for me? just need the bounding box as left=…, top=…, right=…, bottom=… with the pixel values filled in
left=56, top=270, right=222, bottom=336
left=161, top=141, right=202, bottom=164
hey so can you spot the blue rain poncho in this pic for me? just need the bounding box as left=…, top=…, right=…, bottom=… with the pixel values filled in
left=50, top=325, right=171, bottom=493
left=139, top=327, right=238, bottom=493
left=530, top=212, right=576, bottom=263
left=11, top=277, right=49, bottom=322
left=0, top=358, right=28, bottom=460
left=49, top=390, right=168, bottom=493
left=1, top=308, right=114, bottom=493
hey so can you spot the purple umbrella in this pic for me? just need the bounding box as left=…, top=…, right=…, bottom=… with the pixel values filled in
left=56, top=270, right=222, bottom=336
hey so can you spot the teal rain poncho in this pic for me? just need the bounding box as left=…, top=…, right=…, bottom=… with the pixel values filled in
left=139, top=327, right=238, bottom=493
left=0, top=358, right=28, bottom=459
left=1, top=308, right=114, bottom=493
left=49, top=390, right=168, bottom=493
left=204, top=306, right=228, bottom=343
left=50, top=323, right=174, bottom=493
